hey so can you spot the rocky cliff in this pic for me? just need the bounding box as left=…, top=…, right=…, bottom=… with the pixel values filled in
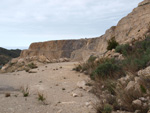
left=20, top=0, right=150, bottom=61
left=20, top=39, right=88, bottom=61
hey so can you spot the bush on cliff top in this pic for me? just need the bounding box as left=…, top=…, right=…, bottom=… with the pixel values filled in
left=107, top=37, right=119, bottom=50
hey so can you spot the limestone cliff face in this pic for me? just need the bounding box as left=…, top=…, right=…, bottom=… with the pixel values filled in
left=115, top=0, right=150, bottom=43
left=20, top=39, right=88, bottom=60
left=20, top=0, right=150, bottom=61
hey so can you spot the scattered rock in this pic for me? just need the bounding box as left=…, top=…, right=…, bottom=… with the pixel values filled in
left=38, top=55, right=49, bottom=63
left=1, top=64, right=9, bottom=71
left=39, top=81, right=42, bottom=83
left=5, top=93, right=11, bottom=97
left=132, top=99, right=142, bottom=109
left=77, top=81, right=92, bottom=92
left=83, top=71, right=88, bottom=75
left=71, top=93, right=78, bottom=97
left=55, top=84, right=59, bottom=86
left=57, top=110, right=62, bottom=113
left=125, top=81, right=142, bottom=97
left=77, top=81, right=86, bottom=89
left=138, top=66, right=150, bottom=77
left=143, top=103, right=148, bottom=110
left=134, top=110, right=141, bottom=113
left=62, top=88, right=66, bottom=90
left=85, top=102, right=92, bottom=107
left=139, top=97, right=147, bottom=102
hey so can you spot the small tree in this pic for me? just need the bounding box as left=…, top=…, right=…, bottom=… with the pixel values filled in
left=107, top=37, right=119, bottom=50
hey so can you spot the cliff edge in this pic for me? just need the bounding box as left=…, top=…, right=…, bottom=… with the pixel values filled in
left=15, top=0, right=150, bottom=61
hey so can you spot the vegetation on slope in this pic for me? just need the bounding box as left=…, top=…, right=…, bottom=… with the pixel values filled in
left=74, top=35, right=150, bottom=79
left=0, top=47, right=21, bottom=65
left=74, top=34, right=150, bottom=113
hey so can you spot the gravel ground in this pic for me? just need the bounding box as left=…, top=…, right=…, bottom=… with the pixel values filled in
left=0, top=62, right=97, bottom=113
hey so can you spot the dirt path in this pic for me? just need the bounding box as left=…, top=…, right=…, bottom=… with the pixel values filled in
left=0, top=62, right=97, bottom=113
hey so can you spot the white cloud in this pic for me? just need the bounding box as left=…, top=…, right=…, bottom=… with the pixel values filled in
left=0, top=0, right=143, bottom=48
left=0, top=0, right=142, bottom=23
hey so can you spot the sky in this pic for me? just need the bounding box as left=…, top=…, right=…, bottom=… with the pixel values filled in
left=0, top=0, right=143, bottom=49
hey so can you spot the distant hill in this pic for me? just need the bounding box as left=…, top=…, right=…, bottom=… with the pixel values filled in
left=0, top=47, right=21, bottom=65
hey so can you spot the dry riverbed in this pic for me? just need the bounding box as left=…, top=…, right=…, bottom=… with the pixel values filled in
left=0, top=62, right=97, bottom=113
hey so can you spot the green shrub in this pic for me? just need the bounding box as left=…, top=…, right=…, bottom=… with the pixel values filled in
left=91, top=58, right=123, bottom=79
left=28, top=63, right=37, bottom=69
left=96, top=104, right=113, bottom=113
left=74, top=35, right=150, bottom=77
left=103, top=104, right=113, bottom=113
left=105, top=81, right=116, bottom=95
left=140, top=85, right=147, bottom=94
left=107, top=37, right=119, bottom=50
left=115, top=44, right=131, bottom=56
left=20, top=86, right=29, bottom=97
left=38, top=92, right=46, bottom=105
left=73, top=64, right=82, bottom=72
left=38, top=93, right=46, bottom=101
left=88, top=55, right=97, bottom=63
left=122, top=55, right=150, bottom=72
left=114, top=36, right=150, bottom=72
left=93, top=35, right=150, bottom=113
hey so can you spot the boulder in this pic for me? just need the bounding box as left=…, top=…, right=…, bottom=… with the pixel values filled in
left=10, top=58, right=18, bottom=64
left=132, top=99, right=142, bottom=109
left=77, top=81, right=91, bottom=92
left=138, top=66, right=150, bottom=77
left=125, top=81, right=135, bottom=92
left=1, top=64, right=9, bottom=71
left=38, top=55, right=48, bottom=63
left=125, top=81, right=142, bottom=97
left=77, top=81, right=86, bottom=89
left=18, top=58, right=25, bottom=64
left=118, top=75, right=131, bottom=86
left=59, top=58, right=64, bottom=62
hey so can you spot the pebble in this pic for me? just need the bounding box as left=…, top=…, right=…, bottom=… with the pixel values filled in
left=57, top=110, right=62, bottom=113
left=71, top=93, right=78, bottom=97
left=85, top=102, right=91, bottom=107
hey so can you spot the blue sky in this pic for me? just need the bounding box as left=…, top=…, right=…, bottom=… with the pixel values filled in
left=0, top=0, right=143, bottom=49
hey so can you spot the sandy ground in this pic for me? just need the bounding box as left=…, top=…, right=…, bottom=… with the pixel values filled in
left=0, top=62, right=97, bottom=113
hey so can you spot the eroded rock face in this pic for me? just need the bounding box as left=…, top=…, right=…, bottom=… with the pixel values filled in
left=14, top=0, right=150, bottom=61
left=20, top=39, right=89, bottom=61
